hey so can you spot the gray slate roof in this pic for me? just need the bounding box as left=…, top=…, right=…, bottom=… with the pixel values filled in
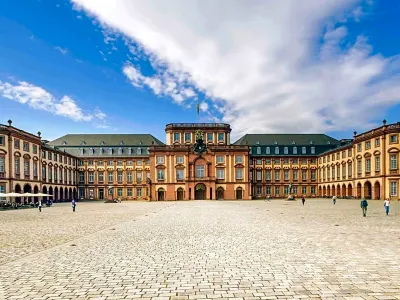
left=49, top=134, right=165, bottom=147
left=233, top=134, right=339, bottom=146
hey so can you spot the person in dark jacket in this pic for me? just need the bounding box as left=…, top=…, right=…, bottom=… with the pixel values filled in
left=301, top=197, right=305, bottom=205
left=360, top=198, right=368, bottom=217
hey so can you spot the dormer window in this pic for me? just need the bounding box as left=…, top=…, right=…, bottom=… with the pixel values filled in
left=81, top=141, right=86, bottom=145
left=79, top=148, right=84, bottom=155
left=100, top=141, right=105, bottom=145
left=284, top=147, right=288, bottom=154
left=139, top=141, right=142, bottom=145
left=120, top=141, right=124, bottom=145
left=108, top=148, right=113, bottom=155
left=293, top=147, right=297, bottom=154
left=118, top=148, right=123, bottom=155
left=137, top=147, right=142, bottom=155
left=266, top=147, right=270, bottom=154
left=302, top=147, right=306, bottom=154
left=291, top=141, right=295, bottom=145
left=274, top=147, right=279, bottom=154
left=99, top=147, right=104, bottom=155
left=128, top=148, right=132, bottom=155
left=311, top=147, right=315, bottom=154
left=62, top=141, right=67, bottom=145
left=146, top=148, right=150, bottom=154
left=89, top=148, right=94, bottom=155
left=256, top=147, right=261, bottom=154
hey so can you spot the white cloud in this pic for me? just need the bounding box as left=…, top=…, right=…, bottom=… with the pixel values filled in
left=54, top=46, right=68, bottom=55
left=71, top=0, right=400, bottom=138
left=0, top=80, right=107, bottom=123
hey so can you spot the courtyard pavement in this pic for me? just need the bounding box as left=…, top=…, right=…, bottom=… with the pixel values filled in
left=0, top=199, right=399, bottom=300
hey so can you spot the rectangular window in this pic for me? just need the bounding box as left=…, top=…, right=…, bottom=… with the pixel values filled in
left=365, top=141, right=371, bottom=150
left=390, top=135, right=398, bottom=143
left=23, top=142, right=29, bottom=152
left=108, top=171, right=113, bottom=182
left=284, top=185, right=289, bottom=194
left=127, top=188, right=133, bottom=197
left=176, top=169, right=184, bottom=180
left=256, top=159, right=262, bottom=165
left=266, top=159, right=271, bottom=164
left=375, top=156, right=380, bottom=172
left=14, top=158, right=20, bottom=175
left=136, top=160, right=142, bottom=166
left=336, top=153, right=340, bottom=160
left=0, top=136, right=4, bottom=146
left=302, top=186, right=307, bottom=195
left=174, top=132, right=180, bottom=142
left=216, top=169, right=224, bottom=179
left=342, top=151, right=346, bottom=159
left=274, top=159, right=280, bottom=164
left=390, top=154, right=398, bottom=170
left=331, top=166, right=335, bottom=179
left=33, top=162, right=37, bottom=177
left=88, top=172, right=94, bottom=183
left=284, top=147, right=288, bottom=154
left=185, top=133, right=191, bottom=142
left=390, top=182, right=398, bottom=196
left=127, top=160, right=132, bottom=166
left=98, top=172, right=104, bottom=182
left=284, top=170, right=289, bottom=180
left=218, top=133, right=224, bottom=141
left=136, top=172, right=142, bottom=182
left=274, top=170, right=280, bottom=180
left=117, top=188, right=123, bottom=197
left=292, top=159, right=298, bottom=164
left=302, top=159, right=307, bottom=165
left=284, top=159, right=289, bottom=164
left=266, top=186, right=271, bottom=195
left=265, top=170, right=271, bottom=180
left=157, top=169, right=165, bottom=180
left=375, top=138, right=380, bottom=147
left=256, top=186, right=262, bottom=195
left=127, top=172, right=132, bottom=182
left=207, top=133, right=213, bottom=142
left=292, top=186, right=298, bottom=194
left=32, top=145, right=37, bottom=154
left=14, top=139, right=20, bottom=149
left=176, top=156, right=184, bottom=164
left=48, top=152, right=52, bottom=160
left=311, top=170, right=316, bottom=180
left=365, top=158, right=371, bottom=173
left=266, top=147, right=270, bottom=154
left=156, top=156, right=165, bottom=164
left=293, top=147, right=297, bottom=154
left=24, top=160, right=30, bottom=176
left=302, top=170, right=307, bottom=180
left=117, top=161, right=123, bottom=166
left=235, top=169, right=243, bottom=180
left=357, top=159, right=362, bottom=175
left=137, top=187, right=142, bottom=197
left=256, top=170, right=262, bottom=181
left=311, top=186, right=316, bottom=194
left=357, top=144, right=362, bottom=152
left=311, top=147, right=315, bottom=154
left=118, top=171, right=123, bottom=182
left=274, top=147, right=279, bottom=154
left=293, top=170, right=298, bottom=180
left=342, top=165, right=346, bottom=178
left=79, top=172, right=84, bottom=183
left=216, top=156, right=224, bottom=164
left=348, top=162, right=352, bottom=176
left=108, top=160, right=113, bottom=166
left=235, top=156, right=243, bottom=164
left=275, top=186, right=280, bottom=195
left=302, top=147, right=306, bottom=154
left=196, top=165, right=205, bottom=178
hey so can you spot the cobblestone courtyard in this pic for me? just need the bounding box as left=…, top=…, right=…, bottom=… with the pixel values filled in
left=0, top=199, right=399, bottom=300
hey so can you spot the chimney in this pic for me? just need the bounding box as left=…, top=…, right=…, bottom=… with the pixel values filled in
left=37, top=131, right=41, bottom=138
left=7, top=119, right=12, bottom=126
left=383, top=119, right=387, bottom=125
left=353, top=131, right=357, bottom=137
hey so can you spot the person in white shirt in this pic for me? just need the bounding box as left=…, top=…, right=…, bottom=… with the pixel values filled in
left=383, top=199, right=390, bottom=216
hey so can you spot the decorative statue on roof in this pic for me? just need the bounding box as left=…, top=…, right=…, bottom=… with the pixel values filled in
left=193, top=129, right=206, bottom=154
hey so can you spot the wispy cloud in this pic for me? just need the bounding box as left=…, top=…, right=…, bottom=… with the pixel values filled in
left=0, top=80, right=107, bottom=124
left=72, top=0, right=400, bottom=137
left=54, top=46, right=68, bottom=55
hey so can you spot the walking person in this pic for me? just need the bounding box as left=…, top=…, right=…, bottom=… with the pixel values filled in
left=384, top=198, right=390, bottom=216
left=72, top=199, right=76, bottom=212
left=360, top=198, right=368, bottom=217
left=301, top=196, right=305, bottom=206
left=332, top=195, right=337, bottom=205
left=38, top=201, right=42, bottom=212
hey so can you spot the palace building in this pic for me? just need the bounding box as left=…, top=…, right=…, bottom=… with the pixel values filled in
left=0, top=119, right=399, bottom=201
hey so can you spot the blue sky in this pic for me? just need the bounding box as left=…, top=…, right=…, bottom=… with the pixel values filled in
left=1, top=0, right=400, bottom=142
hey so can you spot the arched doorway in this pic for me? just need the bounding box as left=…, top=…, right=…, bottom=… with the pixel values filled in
left=14, top=184, right=22, bottom=203
left=342, top=184, right=346, bottom=197
left=157, top=188, right=165, bottom=201
left=73, top=188, right=77, bottom=199
left=42, top=186, right=48, bottom=201
left=33, top=185, right=39, bottom=203
left=348, top=183, right=353, bottom=197
left=69, top=188, right=72, bottom=200
left=356, top=183, right=362, bottom=199
left=216, top=187, right=224, bottom=200
left=195, top=183, right=206, bottom=200
left=322, top=186, right=326, bottom=197
left=49, top=186, right=54, bottom=202
left=364, top=181, right=372, bottom=199
left=337, top=184, right=341, bottom=197
left=23, top=184, right=32, bottom=204
left=327, top=185, right=331, bottom=196
left=332, top=185, right=336, bottom=196
left=318, top=187, right=322, bottom=197
left=236, top=187, right=243, bottom=200
left=60, top=187, right=64, bottom=201
left=176, top=188, right=184, bottom=200
left=54, top=187, right=58, bottom=202
left=374, top=181, right=381, bottom=200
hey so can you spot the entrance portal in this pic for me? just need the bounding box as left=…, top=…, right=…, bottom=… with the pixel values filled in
left=236, top=187, right=243, bottom=200
left=157, top=188, right=165, bottom=201
left=195, top=183, right=206, bottom=200
left=99, top=188, right=104, bottom=200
